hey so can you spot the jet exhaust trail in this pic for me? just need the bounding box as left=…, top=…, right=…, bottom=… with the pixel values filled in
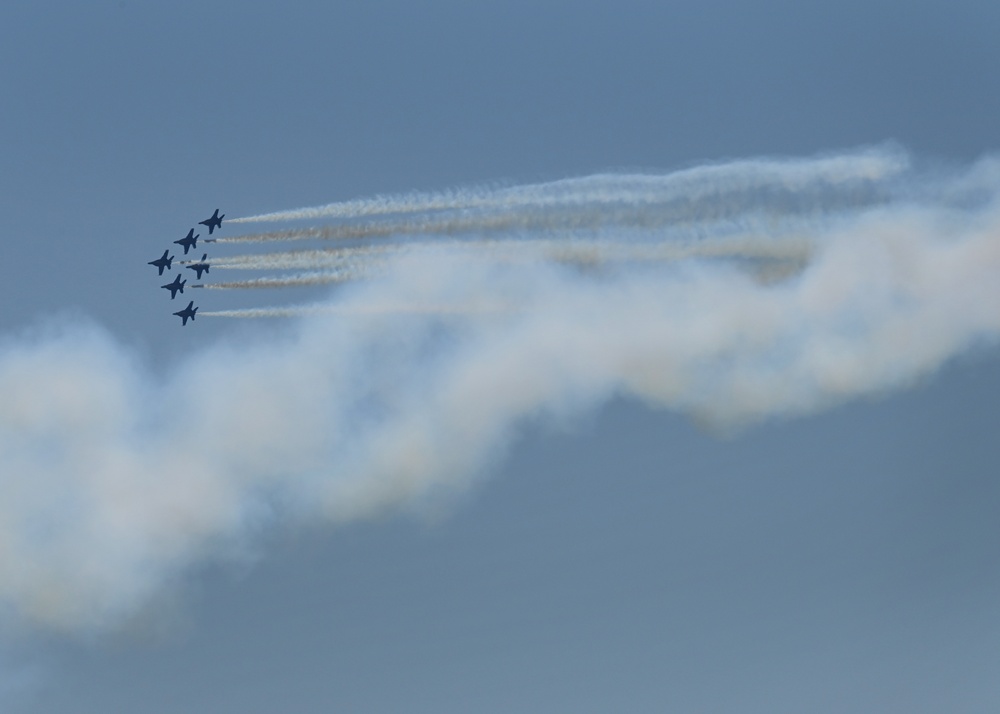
left=194, top=270, right=372, bottom=290
left=230, top=147, right=908, bottom=223
left=2, top=146, right=1000, bottom=634
left=215, top=199, right=841, bottom=247
left=198, top=235, right=814, bottom=298
left=191, top=246, right=392, bottom=272
left=211, top=214, right=535, bottom=244
left=201, top=301, right=514, bottom=318
left=201, top=235, right=813, bottom=272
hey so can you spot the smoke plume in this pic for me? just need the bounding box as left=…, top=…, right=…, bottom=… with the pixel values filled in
left=1, top=146, right=999, bottom=633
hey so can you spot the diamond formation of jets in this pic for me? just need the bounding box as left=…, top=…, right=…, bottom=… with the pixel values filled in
left=149, top=210, right=223, bottom=324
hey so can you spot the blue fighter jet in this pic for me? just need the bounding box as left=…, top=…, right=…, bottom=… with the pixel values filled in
left=148, top=249, right=174, bottom=275
left=161, top=274, right=187, bottom=299
left=199, top=209, right=224, bottom=235
left=185, top=254, right=210, bottom=280
left=173, top=301, right=198, bottom=326
left=174, top=228, right=199, bottom=254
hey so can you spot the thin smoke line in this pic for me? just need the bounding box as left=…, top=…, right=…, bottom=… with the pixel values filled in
left=200, top=302, right=516, bottom=318
left=230, top=147, right=907, bottom=223
left=192, top=271, right=364, bottom=289
left=185, top=234, right=815, bottom=278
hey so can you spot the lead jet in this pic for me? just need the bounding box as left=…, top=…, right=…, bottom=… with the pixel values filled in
left=173, top=301, right=198, bottom=326
left=199, top=209, right=224, bottom=234
left=174, top=228, right=199, bottom=254
left=161, top=274, right=187, bottom=299
left=185, top=254, right=210, bottom=279
left=148, top=249, right=174, bottom=275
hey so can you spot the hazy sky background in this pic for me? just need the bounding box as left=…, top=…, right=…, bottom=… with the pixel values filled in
left=2, top=1, right=999, bottom=712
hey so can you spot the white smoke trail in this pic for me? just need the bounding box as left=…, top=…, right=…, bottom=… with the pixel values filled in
left=194, top=271, right=367, bottom=290
left=201, top=233, right=814, bottom=274
left=201, top=302, right=514, bottom=318
left=215, top=194, right=849, bottom=246
left=195, top=246, right=391, bottom=271
left=1, top=147, right=999, bottom=635
left=231, top=146, right=907, bottom=223
left=210, top=214, right=537, bottom=244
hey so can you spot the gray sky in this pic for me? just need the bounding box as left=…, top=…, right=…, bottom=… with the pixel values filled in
left=2, top=1, right=1000, bottom=712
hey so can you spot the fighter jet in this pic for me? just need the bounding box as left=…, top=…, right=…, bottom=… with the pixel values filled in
left=148, top=249, right=174, bottom=275
left=199, top=209, right=224, bottom=234
left=185, top=254, right=210, bottom=280
left=173, top=301, right=198, bottom=326
left=174, top=228, right=200, bottom=254
left=161, top=274, right=187, bottom=299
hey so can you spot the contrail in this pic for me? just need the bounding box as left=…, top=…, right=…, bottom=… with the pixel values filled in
left=230, top=146, right=907, bottom=223
left=192, top=271, right=366, bottom=290
left=210, top=214, right=540, bottom=245
left=212, top=208, right=824, bottom=252
left=2, top=146, right=999, bottom=635
left=189, top=246, right=392, bottom=271
left=201, top=302, right=515, bottom=318
left=196, top=232, right=815, bottom=274
left=213, top=196, right=844, bottom=246
left=206, top=214, right=530, bottom=244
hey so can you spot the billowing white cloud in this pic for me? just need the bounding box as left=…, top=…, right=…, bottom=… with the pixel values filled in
left=1, top=147, right=998, bottom=632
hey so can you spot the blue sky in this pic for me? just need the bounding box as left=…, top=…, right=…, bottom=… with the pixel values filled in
left=2, top=1, right=1000, bottom=711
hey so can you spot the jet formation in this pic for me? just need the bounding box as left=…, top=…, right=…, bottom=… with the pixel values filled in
left=148, top=210, right=223, bottom=325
